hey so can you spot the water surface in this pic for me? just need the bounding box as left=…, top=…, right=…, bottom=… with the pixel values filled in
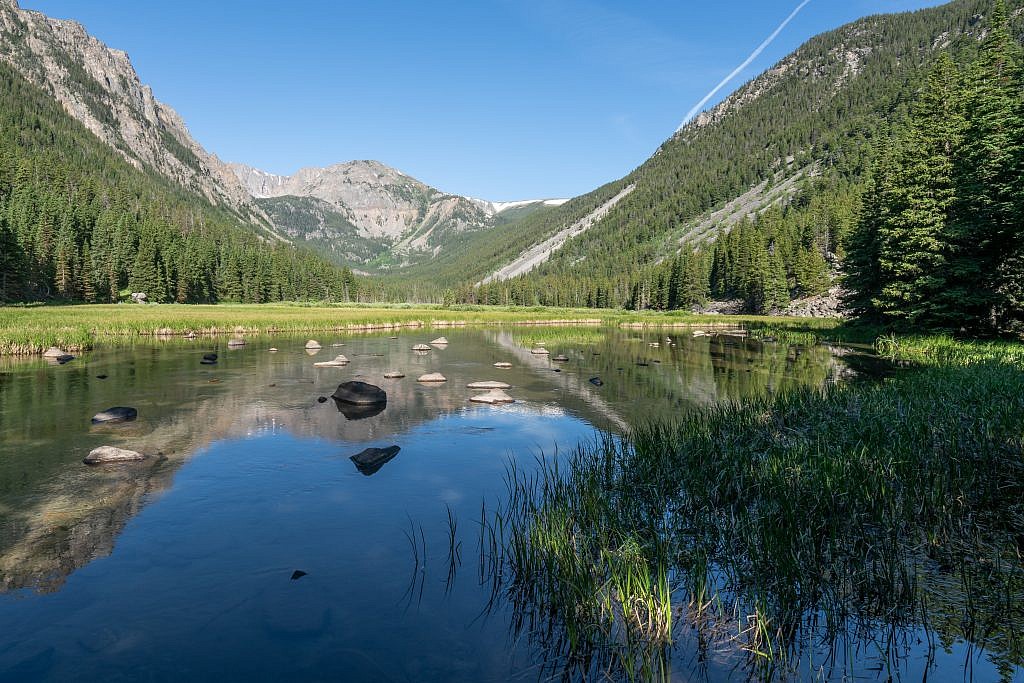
left=0, top=328, right=1011, bottom=681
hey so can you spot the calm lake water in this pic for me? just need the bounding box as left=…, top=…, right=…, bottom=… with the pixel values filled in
left=0, top=327, right=1016, bottom=681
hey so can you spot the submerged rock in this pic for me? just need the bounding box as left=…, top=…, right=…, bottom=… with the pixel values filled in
left=202, top=353, right=218, bottom=362
left=54, top=354, right=75, bottom=364
left=331, top=381, right=387, bottom=405
left=350, top=445, right=401, bottom=476
left=531, top=347, right=550, bottom=355
left=467, top=381, right=510, bottom=389
left=96, top=374, right=108, bottom=380
left=383, top=371, right=405, bottom=379
left=412, top=344, right=431, bottom=351
left=552, top=354, right=569, bottom=362
left=417, top=373, right=447, bottom=383
left=43, top=347, right=67, bottom=358
left=313, top=355, right=350, bottom=367
left=430, top=337, right=449, bottom=345
left=84, top=446, right=146, bottom=465
left=227, top=338, right=245, bottom=347
left=290, top=570, right=307, bottom=581
left=493, top=362, right=513, bottom=369
left=305, top=340, right=322, bottom=350
left=589, top=377, right=604, bottom=387
left=269, top=348, right=279, bottom=353
left=469, top=389, right=515, bottom=405
left=91, top=407, right=138, bottom=424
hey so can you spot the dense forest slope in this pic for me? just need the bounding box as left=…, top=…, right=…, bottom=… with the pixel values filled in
left=461, top=0, right=1023, bottom=312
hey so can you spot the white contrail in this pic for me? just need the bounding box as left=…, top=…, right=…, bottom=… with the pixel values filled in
left=678, top=0, right=812, bottom=131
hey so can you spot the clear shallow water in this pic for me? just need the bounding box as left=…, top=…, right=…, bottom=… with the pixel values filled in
left=0, top=328, right=1013, bottom=681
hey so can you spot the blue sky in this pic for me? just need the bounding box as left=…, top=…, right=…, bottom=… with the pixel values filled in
left=22, top=0, right=946, bottom=200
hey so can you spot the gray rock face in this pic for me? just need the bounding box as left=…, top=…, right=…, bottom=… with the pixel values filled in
left=90, top=407, right=138, bottom=424
left=0, top=1, right=253, bottom=210
left=330, top=381, right=387, bottom=405
left=349, top=445, right=401, bottom=476
left=83, top=446, right=145, bottom=465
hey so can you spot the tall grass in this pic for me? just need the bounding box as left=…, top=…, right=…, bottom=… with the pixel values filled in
left=0, top=302, right=843, bottom=355
left=478, top=338, right=1024, bottom=680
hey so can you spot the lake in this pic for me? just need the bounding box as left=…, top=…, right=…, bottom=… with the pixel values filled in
left=0, top=327, right=1013, bottom=681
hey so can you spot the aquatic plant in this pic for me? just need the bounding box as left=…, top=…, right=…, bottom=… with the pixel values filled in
left=476, top=337, right=1024, bottom=680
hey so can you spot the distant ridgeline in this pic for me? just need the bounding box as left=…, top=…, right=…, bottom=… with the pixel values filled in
left=448, top=0, right=1023, bottom=334
left=0, top=59, right=361, bottom=304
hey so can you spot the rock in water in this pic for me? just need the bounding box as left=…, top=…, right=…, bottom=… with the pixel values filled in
left=331, top=381, right=387, bottom=405
left=227, top=338, right=245, bottom=347
left=531, top=347, right=549, bottom=355
left=430, top=337, right=449, bottom=345
left=493, top=362, right=512, bottom=369
left=269, top=348, right=279, bottom=353
left=43, top=347, right=67, bottom=358
left=313, top=355, right=350, bottom=367
left=202, top=353, right=218, bottom=362
left=383, top=371, right=405, bottom=379
left=417, top=373, right=447, bottom=383
left=305, top=340, right=322, bottom=350
left=589, top=377, right=604, bottom=387
left=467, top=381, right=510, bottom=389
left=552, top=354, right=569, bottom=362
left=290, top=570, right=308, bottom=581
left=84, top=446, right=146, bottom=465
left=412, top=344, right=431, bottom=351
left=349, top=445, right=401, bottom=476
left=469, top=389, right=515, bottom=405
left=91, top=407, right=138, bottom=424
left=55, top=354, right=75, bottom=364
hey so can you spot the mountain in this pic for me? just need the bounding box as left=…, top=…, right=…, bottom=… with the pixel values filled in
left=228, top=160, right=567, bottom=269
left=0, top=0, right=256, bottom=215
left=453, top=0, right=1024, bottom=310
left=0, top=0, right=360, bottom=304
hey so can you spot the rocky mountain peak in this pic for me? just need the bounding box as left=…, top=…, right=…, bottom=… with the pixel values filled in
left=0, top=0, right=252, bottom=208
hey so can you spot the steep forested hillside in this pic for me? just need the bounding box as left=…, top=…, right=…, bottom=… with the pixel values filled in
left=461, top=0, right=1023, bottom=314
left=0, top=61, right=360, bottom=304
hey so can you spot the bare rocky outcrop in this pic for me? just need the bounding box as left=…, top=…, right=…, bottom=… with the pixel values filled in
left=0, top=0, right=254, bottom=211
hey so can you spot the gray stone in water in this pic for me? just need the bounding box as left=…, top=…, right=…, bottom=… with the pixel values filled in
left=313, top=355, right=350, bottom=367
left=91, top=407, right=138, bottom=424
left=417, top=372, right=447, bottom=383
left=305, top=340, right=322, bottom=350
left=531, top=347, right=549, bottom=355
left=84, top=446, right=146, bottom=465
left=412, top=344, right=431, bottom=351
left=383, top=371, right=405, bottom=379
left=227, top=338, right=245, bottom=347
left=331, top=381, right=387, bottom=405
left=469, top=389, right=515, bottom=405
left=43, top=347, right=67, bottom=358
left=552, top=354, right=569, bottom=362
left=467, top=381, right=510, bottom=389
left=430, top=337, right=449, bottom=345
left=350, top=445, right=401, bottom=476
left=493, top=362, right=513, bottom=369
left=202, top=353, right=218, bottom=361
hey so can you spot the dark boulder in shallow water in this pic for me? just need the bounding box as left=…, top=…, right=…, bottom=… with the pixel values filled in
left=290, top=570, right=307, bottom=581
left=334, top=400, right=386, bottom=421
left=589, top=377, right=604, bottom=387
left=349, top=446, right=401, bottom=476
left=331, top=381, right=387, bottom=405
left=91, top=407, right=138, bottom=424
left=203, top=353, right=218, bottom=361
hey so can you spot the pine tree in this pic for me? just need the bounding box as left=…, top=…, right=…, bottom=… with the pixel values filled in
left=872, top=53, right=964, bottom=328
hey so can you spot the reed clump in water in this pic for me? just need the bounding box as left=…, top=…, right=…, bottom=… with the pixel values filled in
left=479, top=337, right=1024, bottom=680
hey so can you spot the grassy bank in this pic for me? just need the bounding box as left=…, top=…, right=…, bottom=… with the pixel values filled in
left=478, top=336, right=1024, bottom=680
left=0, top=302, right=842, bottom=355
